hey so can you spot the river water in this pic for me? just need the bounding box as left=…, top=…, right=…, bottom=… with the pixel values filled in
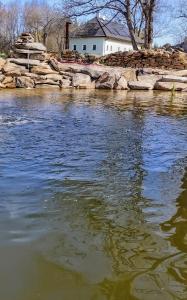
left=0, top=89, right=187, bottom=300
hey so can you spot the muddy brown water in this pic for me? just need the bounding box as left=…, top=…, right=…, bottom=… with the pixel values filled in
left=0, top=89, right=187, bottom=300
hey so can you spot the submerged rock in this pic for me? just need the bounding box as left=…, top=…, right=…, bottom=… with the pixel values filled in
left=154, top=81, right=187, bottom=91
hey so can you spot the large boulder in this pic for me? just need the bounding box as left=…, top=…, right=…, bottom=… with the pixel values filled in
left=9, top=58, right=41, bottom=67
left=2, top=62, right=24, bottom=76
left=172, top=70, right=187, bottom=77
left=154, top=81, right=187, bottom=91
left=13, top=52, right=46, bottom=61
left=61, top=79, right=72, bottom=88
left=35, top=78, right=60, bottom=86
left=42, top=74, right=62, bottom=81
left=14, top=48, right=44, bottom=55
left=138, top=74, right=162, bottom=85
left=115, top=76, right=128, bottom=90
left=24, top=72, right=39, bottom=79
left=72, top=73, right=94, bottom=88
left=31, top=64, right=58, bottom=75
left=0, top=58, right=6, bottom=71
left=120, top=68, right=136, bottom=81
left=15, top=42, right=46, bottom=52
left=0, top=74, right=5, bottom=82
left=128, top=81, right=153, bottom=90
left=16, top=76, right=35, bottom=88
left=35, top=84, right=60, bottom=89
left=160, top=75, right=187, bottom=83
left=95, top=72, right=116, bottom=89
left=2, top=76, right=16, bottom=88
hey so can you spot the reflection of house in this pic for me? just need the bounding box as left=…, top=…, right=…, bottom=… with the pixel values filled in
left=69, top=17, right=143, bottom=56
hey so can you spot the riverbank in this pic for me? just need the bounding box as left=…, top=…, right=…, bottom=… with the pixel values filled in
left=0, top=32, right=187, bottom=92
left=1, top=58, right=187, bottom=92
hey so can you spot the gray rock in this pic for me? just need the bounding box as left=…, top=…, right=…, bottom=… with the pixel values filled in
left=16, top=76, right=35, bottom=88
left=2, top=62, right=23, bottom=76
left=72, top=73, right=94, bottom=89
left=61, top=79, right=72, bottom=88
left=115, top=76, right=128, bottom=90
left=154, top=81, right=187, bottom=91
left=35, top=84, right=60, bottom=89
left=138, top=74, right=162, bottom=85
left=15, top=42, right=46, bottom=52
left=42, top=74, right=62, bottom=81
left=160, top=75, right=187, bottom=83
left=9, top=58, right=41, bottom=67
left=128, top=81, right=153, bottom=90
left=0, top=58, right=6, bottom=70
left=95, top=72, right=116, bottom=89
left=31, top=65, right=58, bottom=75
left=14, top=48, right=44, bottom=54
left=0, top=74, right=5, bottom=82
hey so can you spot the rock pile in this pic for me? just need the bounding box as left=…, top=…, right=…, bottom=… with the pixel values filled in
left=0, top=33, right=186, bottom=91
left=11, top=32, right=47, bottom=67
left=100, top=49, right=187, bottom=70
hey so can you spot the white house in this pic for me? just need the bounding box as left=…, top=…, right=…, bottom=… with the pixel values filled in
left=70, top=17, right=143, bottom=56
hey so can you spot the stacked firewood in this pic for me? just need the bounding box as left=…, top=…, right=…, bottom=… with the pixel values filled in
left=100, top=49, right=187, bottom=70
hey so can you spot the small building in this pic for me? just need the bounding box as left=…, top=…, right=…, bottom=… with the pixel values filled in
left=174, top=37, right=187, bottom=53
left=70, top=17, right=143, bottom=56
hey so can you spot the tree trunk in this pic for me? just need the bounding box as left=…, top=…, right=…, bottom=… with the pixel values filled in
left=43, top=32, right=47, bottom=46
left=125, top=0, right=139, bottom=50
left=147, top=0, right=155, bottom=49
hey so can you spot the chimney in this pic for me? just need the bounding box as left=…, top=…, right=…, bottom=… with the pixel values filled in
left=65, top=21, right=71, bottom=50
left=96, top=12, right=100, bottom=19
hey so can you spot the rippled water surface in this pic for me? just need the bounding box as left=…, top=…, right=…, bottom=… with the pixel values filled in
left=0, top=89, right=187, bottom=300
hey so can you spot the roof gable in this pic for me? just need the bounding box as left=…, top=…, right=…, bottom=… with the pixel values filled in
left=71, top=17, right=142, bottom=43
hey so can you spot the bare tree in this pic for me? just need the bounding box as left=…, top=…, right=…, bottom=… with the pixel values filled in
left=61, top=0, right=143, bottom=50
left=23, top=0, right=58, bottom=45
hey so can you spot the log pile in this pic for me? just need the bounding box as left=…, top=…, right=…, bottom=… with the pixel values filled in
left=61, top=50, right=97, bottom=64
left=100, top=49, right=187, bottom=70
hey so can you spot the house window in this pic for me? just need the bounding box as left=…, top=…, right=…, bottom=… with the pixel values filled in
left=73, top=45, right=76, bottom=51
left=83, top=45, right=86, bottom=51
left=106, top=45, right=109, bottom=51
left=118, top=47, right=120, bottom=51
left=110, top=45, right=112, bottom=51
left=93, top=45, right=96, bottom=51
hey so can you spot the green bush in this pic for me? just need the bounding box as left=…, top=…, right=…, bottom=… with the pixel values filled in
left=0, top=52, right=7, bottom=58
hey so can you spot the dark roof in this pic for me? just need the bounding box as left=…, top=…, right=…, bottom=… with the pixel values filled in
left=175, top=37, right=187, bottom=52
left=71, top=17, right=143, bottom=44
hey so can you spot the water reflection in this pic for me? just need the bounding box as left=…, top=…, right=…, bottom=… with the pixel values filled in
left=0, top=89, right=187, bottom=300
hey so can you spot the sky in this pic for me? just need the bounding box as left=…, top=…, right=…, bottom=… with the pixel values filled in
left=2, top=0, right=185, bottom=46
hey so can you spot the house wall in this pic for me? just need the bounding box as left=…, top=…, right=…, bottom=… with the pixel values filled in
left=70, top=37, right=141, bottom=56
left=103, top=39, right=133, bottom=55
left=69, top=37, right=105, bottom=56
